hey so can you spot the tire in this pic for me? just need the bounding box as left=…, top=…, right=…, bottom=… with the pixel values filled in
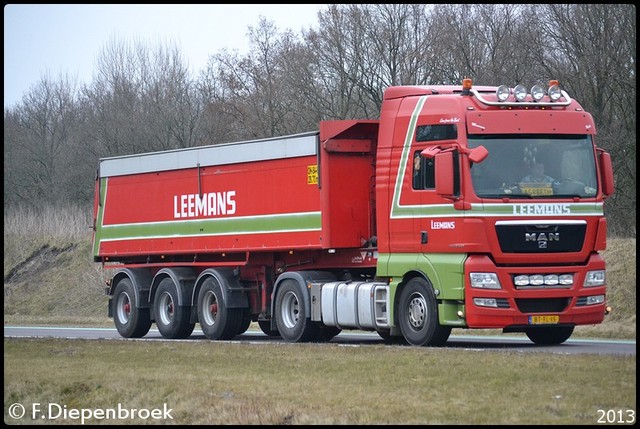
left=236, top=309, right=252, bottom=335
left=153, top=278, right=195, bottom=339
left=197, top=277, right=242, bottom=340
left=525, top=326, right=574, bottom=345
left=258, top=319, right=280, bottom=337
left=275, top=280, right=320, bottom=342
left=398, top=277, right=451, bottom=346
left=112, top=278, right=151, bottom=338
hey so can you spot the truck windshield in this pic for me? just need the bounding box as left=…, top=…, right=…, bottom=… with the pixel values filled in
left=468, top=134, right=597, bottom=199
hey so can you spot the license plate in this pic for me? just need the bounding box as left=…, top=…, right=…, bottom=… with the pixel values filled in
left=528, top=315, right=559, bottom=325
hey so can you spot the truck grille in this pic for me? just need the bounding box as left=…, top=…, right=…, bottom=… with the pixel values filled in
left=496, top=223, right=585, bottom=253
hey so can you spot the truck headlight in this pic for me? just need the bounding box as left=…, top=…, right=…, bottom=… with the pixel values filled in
left=470, top=273, right=502, bottom=289
left=584, top=270, right=605, bottom=287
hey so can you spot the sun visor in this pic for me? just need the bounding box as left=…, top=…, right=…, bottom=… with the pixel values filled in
left=466, top=110, right=596, bottom=135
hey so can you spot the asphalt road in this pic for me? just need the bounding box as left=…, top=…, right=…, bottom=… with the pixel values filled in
left=4, top=326, right=635, bottom=356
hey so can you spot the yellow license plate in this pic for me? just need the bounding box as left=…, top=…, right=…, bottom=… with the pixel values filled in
left=529, top=315, right=559, bottom=325
left=521, top=186, right=553, bottom=196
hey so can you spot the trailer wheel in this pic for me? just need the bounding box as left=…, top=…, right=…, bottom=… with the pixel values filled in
left=398, top=277, right=451, bottom=346
left=197, top=277, right=242, bottom=340
left=236, top=309, right=252, bottom=335
left=275, top=280, right=320, bottom=342
left=154, top=278, right=195, bottom=339
left=258, top=320, right=280, bottom=337
left=524, top=326, right=574, bottom=345
left=112, top=278, right=151, bottom=338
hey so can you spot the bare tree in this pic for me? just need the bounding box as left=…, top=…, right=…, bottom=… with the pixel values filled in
left=3, top=3, right=636, bottom=236
left=82, top=37, right=200, bottom=157
left=7, top=73, right=79, bottom=205
left=537, top=4, right=636, bottom=236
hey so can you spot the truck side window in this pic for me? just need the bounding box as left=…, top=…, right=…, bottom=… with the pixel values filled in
left=416, top=124, right=457, bottom=142
left=412, top=151, right=435, bottom=190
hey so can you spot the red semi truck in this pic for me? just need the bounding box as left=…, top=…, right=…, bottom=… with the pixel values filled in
left=92, top=79, right=615, bottom=346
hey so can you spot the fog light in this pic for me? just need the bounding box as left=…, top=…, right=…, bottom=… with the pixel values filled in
left=474, top=298, right=498, bottom=308
left=586, top=295, right=605, bottom=305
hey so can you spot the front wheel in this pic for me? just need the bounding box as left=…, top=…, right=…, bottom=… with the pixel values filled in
left=524, top=326, right=574, bottom=345
left=112, top=278, right=151, bottom=338
left=398, top=277, right=451, bottom=347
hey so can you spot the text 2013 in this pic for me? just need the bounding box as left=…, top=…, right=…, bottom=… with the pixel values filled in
left=597, top=409, right=635, bottom=424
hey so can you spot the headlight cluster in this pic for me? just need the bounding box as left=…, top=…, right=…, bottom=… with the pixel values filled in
left=514, top=274, right=573, bottom=287
left=471, top=271, right=606, bottom=289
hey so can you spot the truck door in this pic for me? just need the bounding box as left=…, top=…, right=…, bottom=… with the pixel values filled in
left=387, top=122, right=460, bottom=254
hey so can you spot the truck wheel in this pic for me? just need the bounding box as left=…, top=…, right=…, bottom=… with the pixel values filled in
left=398, top=277, right=451, bottom=346
left=112, top=278, right=151, bottom=338
left=153, top=278, right=195, bottom=339
left=197, top=277, right=242, bottom=340
left=275, top=280, right=320, bottom=342
left=258, top=320, right=280, bottom=337
left=524, top=326, right=574, bottom=345
left=236, top=309, right=252, bottom=335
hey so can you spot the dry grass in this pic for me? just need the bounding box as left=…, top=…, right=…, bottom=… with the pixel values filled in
left=3, top=338, right=636, bottom=425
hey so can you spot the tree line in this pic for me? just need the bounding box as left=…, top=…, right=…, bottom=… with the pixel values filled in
left=3, top=4, right=636, bottom=236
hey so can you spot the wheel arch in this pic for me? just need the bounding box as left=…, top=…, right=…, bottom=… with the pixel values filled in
left=109, top=268, right=153, bottom=309
left=271, top=271, right=336, bottom=324
left=149, top=267, right=196, bottom=307
left=192, top=268, right=248, bottom=309
left=392, top=269, right=432, bottom=325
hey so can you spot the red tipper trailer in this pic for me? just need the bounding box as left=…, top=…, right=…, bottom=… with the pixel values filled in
left=93, top=79, right=615, bottom=346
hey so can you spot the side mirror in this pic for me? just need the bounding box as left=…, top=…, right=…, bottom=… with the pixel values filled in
left=598, top=150, right=615, bottom=197
left=434, top=151, right=454, bottom=196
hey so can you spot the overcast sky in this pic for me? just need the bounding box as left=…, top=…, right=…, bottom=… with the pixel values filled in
left=3, top=4, right=326, bottom=109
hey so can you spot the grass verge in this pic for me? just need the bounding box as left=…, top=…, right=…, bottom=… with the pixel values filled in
left=4, top=337, right=636, bottom=425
